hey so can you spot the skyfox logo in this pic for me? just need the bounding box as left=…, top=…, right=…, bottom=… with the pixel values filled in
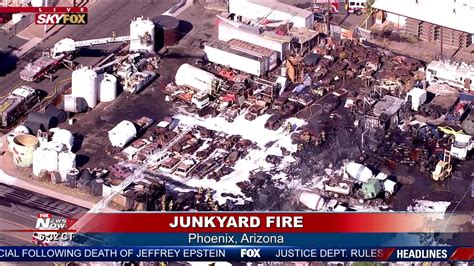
left=35, top=13, right=87, bottom=25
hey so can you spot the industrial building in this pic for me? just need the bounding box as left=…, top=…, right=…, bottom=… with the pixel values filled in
left=372, top=0, right=474, bottom=48
left=228, top=0, right=314, bottom=29
left=217, top=17, right=291, bottom=60
left=217, top=14, right=319, bottom=60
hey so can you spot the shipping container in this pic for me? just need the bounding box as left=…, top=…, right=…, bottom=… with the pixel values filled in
left=204, top=40, right=276, bottom=76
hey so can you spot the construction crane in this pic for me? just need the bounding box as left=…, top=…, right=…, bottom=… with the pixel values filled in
left=51, top=36, right=134, bottom=58
left=69, top=126, right=194, bottom=234
left=20, top=35, right=135, bottom=82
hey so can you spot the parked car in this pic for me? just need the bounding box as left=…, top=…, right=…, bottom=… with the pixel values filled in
left=265, top=114, right=283, bottom=131
left=157, top=116, right=179, bottom=131
left=134, top=116, right=155, bottom=134
left=159, top=156, right=182, bottom=174
left=174, top=159, right=197, bottom=178
left=109, top=164, right=133, bottom=178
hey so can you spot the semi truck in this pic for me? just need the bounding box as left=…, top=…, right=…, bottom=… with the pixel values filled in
left=165, top=84, right=210, bottom=110
left=0, top=85, right=39, bottom=127
left=165, top=63, right=226, bottom=109
left=174, top=63, right=224, bottom=96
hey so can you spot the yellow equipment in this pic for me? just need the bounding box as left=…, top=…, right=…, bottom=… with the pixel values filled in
left=438, top=126, right=464, bottom=136
left=432, top=150, right=452, bottom=181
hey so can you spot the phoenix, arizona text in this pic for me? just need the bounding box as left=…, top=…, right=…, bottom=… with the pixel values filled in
left=169, top=215, right=303, bottom=228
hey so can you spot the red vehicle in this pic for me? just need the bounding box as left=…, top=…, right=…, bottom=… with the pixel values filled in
left=20, top=53, right=66, bottom=82
left=348, top=0, right=368, bottom=15
left=313, top=0, right=340, bottom=14
left=0, top=13, right=12, bottom=24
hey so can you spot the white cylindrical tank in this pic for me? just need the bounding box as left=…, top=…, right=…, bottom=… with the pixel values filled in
left=130, top=17, right=155, bottom=53
left=175, top=63, right=219, bottom=95
left=298, top=191, right=325, bottom=211
left=45, top=141, right=64, bottom=153
left=345, top=162, right=373, bottom=183
left=108, top=120, right=137, bottom=148
left=50, top=128, right=74, bottom=151
left=14, top=125, right=30, bottom=134
left=58, top=151, right=76, bottom=179
left=33, top=147, right=59, bottom=176
left=7, top=133, right=18, bottom=153
left=72, top=67, right=98, bottom=108
left=99, top=74, right=117, bottom=102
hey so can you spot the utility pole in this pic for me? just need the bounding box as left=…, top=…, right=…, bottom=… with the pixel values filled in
left=326, top=0, right=331, bottom=36
left=440, top=27, right=444, bottom=59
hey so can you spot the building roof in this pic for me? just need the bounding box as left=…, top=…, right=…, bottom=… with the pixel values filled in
left=288, top=27, right=319, bottom=43
left=427, top=60, right=474, bottom=79
left=246, top=0, right=313, bottom=19
left=228, top=39, right=275, bottom=57
left=372, top=95, right=405, bottom=117
left=205, top=40, right=262, bottom=61
left=373, top=0, right=474, bottom=34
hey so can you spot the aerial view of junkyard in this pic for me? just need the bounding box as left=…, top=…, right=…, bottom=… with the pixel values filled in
left=0, top=0, right=473, bottom=246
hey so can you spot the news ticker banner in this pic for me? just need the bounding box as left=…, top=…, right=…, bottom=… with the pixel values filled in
left=1, top=212, right=472, bottom=261
left=0, top=247, right=473, bottom=261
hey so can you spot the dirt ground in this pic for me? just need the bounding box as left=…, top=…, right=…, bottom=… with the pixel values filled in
left=0, top=3, right=472, bottom=220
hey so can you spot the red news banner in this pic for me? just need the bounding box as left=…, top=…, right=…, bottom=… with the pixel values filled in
left=0, top=7, right=87, bottom=13
left=76, top=213, right=467, bottom=233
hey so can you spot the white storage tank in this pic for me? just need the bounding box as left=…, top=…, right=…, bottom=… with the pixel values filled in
left=14, top=125, right=30, bottom=134
left=108, top=120, right=137, bottom=148
left=345, top=162, right=373, bottom=183
left=58, top=151, right=76, bottom=179
left=51, top=128, right=74, bottom=151
left=99, top=74, right=117, bottom=102
left=297, top=191, right=325, bottom=211
left=72, top=67, right=98, bottom=108
left=175, top=63, right=220, bottom=95
left=33, top=147, right=58, bottom=176
left=62, top=95, right=89, bottom=113
left=130, top=17, right=155, bottom=53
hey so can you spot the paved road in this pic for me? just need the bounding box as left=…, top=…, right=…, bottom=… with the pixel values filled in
left=0, top=0, right=175, bottom=96
left=0, top=183, right=87, bottom=246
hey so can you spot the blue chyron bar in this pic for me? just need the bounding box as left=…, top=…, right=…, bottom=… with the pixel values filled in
left=0, top=246, right=472, bottom=262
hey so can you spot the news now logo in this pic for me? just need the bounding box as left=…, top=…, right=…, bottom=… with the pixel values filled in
left=35, top=213, right=74, bottom=230
left=35, top=13, right=87, bottom=25
left=241, top=248, right=261, bottom=258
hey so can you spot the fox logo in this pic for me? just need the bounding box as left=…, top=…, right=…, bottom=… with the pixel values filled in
left=35, top=13, right=87, bottom=25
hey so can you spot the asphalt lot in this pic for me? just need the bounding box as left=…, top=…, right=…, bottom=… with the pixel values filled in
left=0, top=0, right=176, bottom=96
left=0, top=183, right=87, bottom=246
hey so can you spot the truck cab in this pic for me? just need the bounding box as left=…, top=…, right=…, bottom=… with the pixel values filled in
left=1, top=85, right=38, bottom=127
left=348, top=0, right=367, bottom=15
left=191, top=92, right=210, bottom=109
left=451, top=134, right=473, bottom=160
left=11, top=86, right=37, bottom=102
